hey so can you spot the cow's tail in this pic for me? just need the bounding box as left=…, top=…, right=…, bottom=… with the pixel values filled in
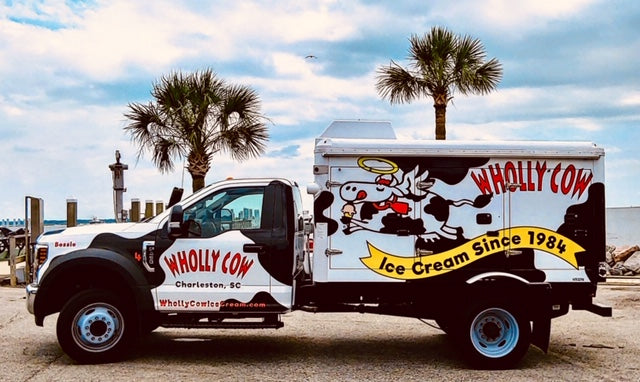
left=450, top=193, right=494, bottom=208
left=450, top=199, right=473, bottom=207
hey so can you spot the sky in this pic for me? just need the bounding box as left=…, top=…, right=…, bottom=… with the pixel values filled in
left=0, top=0, right=639, bottom=220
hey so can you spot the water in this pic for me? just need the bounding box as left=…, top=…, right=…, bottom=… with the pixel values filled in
left=1, top=219, right=118, bottom=233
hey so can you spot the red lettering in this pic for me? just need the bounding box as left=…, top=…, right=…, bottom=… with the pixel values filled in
left=572, top=169, right=593, bottom=198
left=561, top=165, right=576, bottom=195
left=163, top=248, right=253, bottom=278
left=237, top=257, right=254, bottom=279
left=489, top=164, right=505, bottom=195
left=164, top=255, right=179, bottom=277
left=471, top=160, right=590, bottom=197
left=229, top=253, right=241, bottom=275
left=199, top=249, right=209, bottom=271
left=504, top=162, right=519, bottom=191
left=178, top=250, right=188, bottom=274
left=535, top=161, right=547, bottom=191
left=222, top=252, right=230, bottom=273
left=517, top=161, right=526, bottom=190
left=524, top=161, right=533, bottom=191
left=212, top=250, right=220, bottom=272
left=550, top=163, right=562, bottom=193
left=471, top=169, right=493, bottom=194
left=188, top=249, right=198, bottom=272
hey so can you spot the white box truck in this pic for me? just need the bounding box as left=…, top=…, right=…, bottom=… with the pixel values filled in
left=26, top=120, right=611, bottom=368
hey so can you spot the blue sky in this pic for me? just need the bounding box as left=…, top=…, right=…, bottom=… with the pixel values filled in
left=0, top=0, right=639, bottom=219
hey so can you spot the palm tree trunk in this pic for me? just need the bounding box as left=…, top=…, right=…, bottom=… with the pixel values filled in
left=434, top=103, right=447, bottom=140
left=191, top=174, right=206, bottom=192
left=186, top=152, right=211, bottom=192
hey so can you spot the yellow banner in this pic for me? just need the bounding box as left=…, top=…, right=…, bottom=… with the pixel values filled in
left=360, top=226, right=584, bottom=280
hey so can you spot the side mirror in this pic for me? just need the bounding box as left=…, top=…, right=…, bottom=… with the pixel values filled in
left=167, top=187, right=184, bottom=208
left=167, top=205, right=184, bottom=238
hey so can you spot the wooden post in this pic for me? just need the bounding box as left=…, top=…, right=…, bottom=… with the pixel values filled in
left=9, top=236, right=16, bottom=287
left=155, top=200, right=164, bottom=214
left=131, top=199, right=140, bottom=222
left=144, top=200, right=154, bottom=219
left=26, top=197, right=44, bottom=283
left=66, top=198, right=77, bottom=227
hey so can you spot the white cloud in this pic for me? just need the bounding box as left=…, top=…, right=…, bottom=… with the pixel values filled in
left=434, top=0, right=599, bottom=34
left=236, top=56, right=379, bottom=125
left=620, top=92, right=640, bottom=107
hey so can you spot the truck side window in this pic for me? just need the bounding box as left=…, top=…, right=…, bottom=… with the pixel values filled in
left=182, top=186, right=265, bottom=238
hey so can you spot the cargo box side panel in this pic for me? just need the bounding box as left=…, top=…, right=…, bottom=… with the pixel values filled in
left=313, top=153, right=605, bottom=285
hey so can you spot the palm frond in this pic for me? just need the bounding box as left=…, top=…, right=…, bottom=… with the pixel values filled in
left=468, top=58, right=503, bottom=95
left=375, top=61, right=421, bottom=104
left=123, top=67, right=270, bottom=189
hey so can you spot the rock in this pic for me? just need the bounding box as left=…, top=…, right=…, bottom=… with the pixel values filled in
left=606, top=248, right=615, bottom=265
left=609, top=262, right=626, bottom=276
left=583, top=343, right=615, bottom=349
left=623, top=251, right=640, bottom=273
left=612, top=245, right=640, bottom=263
left=609, top=268, right=623, bottom=276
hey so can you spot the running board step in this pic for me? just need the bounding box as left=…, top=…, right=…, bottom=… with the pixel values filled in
left=161, top=319, right=283, bottom=329
left=160, top=314, right=284, bottom=329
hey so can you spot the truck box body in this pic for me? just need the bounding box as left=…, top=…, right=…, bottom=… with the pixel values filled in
left=310, top=121, right=605, bottom=293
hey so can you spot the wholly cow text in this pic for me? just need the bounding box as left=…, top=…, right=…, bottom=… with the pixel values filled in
left=163, top=248, right=254, bottom=279
left=471, top=160, right=593, bottom=198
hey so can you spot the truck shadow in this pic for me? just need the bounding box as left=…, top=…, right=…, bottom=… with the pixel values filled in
left=134, top=330, right=462, bottom=366
left=129, top=330, right=554, bottom=370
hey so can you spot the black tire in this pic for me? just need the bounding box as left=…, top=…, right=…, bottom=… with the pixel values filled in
left=457, top=301, right=530, bottom=369
left=56, top=289, right=137, bottom=363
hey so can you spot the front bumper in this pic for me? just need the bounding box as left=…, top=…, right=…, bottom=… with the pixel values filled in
left=26, top=283, right=38, bottom=315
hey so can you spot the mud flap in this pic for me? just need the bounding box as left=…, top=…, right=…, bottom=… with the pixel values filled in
left=529, top=282, right=553, bottom=353
left=531, top=316, right=551, bottom=352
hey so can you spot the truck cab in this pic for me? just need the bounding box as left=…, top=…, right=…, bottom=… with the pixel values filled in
left=27, top=178, right=305, bottom=363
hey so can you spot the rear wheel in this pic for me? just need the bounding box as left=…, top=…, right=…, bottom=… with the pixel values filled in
left=57, top=289, right=137, bottom=363
left=459, top=302, right=530, bottom=369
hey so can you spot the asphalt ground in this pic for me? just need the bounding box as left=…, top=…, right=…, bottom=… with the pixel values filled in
left=1, top=281, right=639, bottom=382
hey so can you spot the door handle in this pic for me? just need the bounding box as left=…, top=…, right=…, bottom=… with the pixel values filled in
left=243, top=243, right=266, bottom=253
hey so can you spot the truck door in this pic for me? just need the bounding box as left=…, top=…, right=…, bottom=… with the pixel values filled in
left=327, top=164, right=417, bottom=271
left=153, top=183, right=292, bottom=313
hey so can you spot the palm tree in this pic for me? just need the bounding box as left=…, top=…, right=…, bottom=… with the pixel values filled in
left=376, top=26, right=503, bottom=140
left=124, top=69, right=269, bottom=192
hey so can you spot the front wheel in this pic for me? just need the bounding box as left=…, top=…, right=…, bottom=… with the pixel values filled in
left=459, top=303, right=530, bottom=369
left=56, top=289, right=137, bottom=363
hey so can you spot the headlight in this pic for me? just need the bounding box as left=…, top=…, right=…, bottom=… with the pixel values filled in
left=35, top=244, right=48, bottom=270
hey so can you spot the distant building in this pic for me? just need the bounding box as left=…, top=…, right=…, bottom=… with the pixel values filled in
left=606, top=206, right=640, bottom=246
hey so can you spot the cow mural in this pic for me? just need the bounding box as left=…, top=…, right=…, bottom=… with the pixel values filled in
left=322, top=156, right=494, bottom=253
